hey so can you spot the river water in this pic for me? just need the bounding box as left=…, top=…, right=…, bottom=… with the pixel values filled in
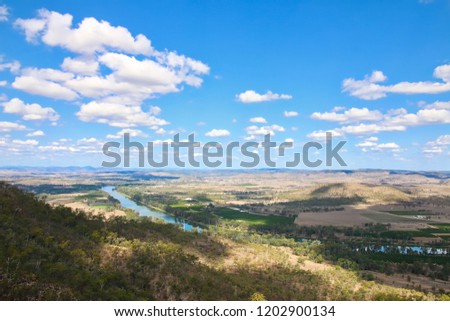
left=102, top=186, right=201, bottom=232
left=102, top=186, right=448, bottom=254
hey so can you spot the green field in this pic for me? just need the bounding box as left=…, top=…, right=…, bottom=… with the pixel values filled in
left=214, top=207, right=294, bottom=226
left=386, top=210, right=431, bottom=216
left=91, top=204, right=113, bottom=210
left=380, top=224, right=450, bottom=239
left=169, top=203, right=294, bottom=226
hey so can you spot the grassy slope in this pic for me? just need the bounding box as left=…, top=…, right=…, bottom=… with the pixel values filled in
left=0, top=182, right=442, bottom=300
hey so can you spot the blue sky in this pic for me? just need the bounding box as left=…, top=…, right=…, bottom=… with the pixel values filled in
left=0, top=0, right=449, bottom=169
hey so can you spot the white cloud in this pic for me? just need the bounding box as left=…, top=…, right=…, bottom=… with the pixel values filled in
left=249, top=116, right=267, bottom=124
left=0, top=121, right=27, bottom=132
left=14, top=51, right=208, bottom=104
left=423, top=100, right=450, bottom=110
left=12, top=139, right=39, bottom=146
left=375, top=143, right=400, bottom=150
left=384, top=108, right=450, bottom=127
left=356, top=141, right=377, bottom=148
left=205, top=129, right=231, bottom=137
left=11, top=9, right=210, bottom=128
left=76, top=101, right=169, bottom=128
left=355, top=137, right=378, bottom=147
left=432, top=134, right=450, bottom=145
left=76, top=137, right=105, bottom=153
left=341, top=123, right=406, bottom=135
left=61, top=57, right=98, bottom=75
left=310, top=105, right=450, bottom=137
left=284, top=110, right=298, bottom=117
left=106, top=128, right=149, bottom=139
left=77, top=137, right=98, bottom=144
left=155, top=128, right=166, bottom=135
left=0, top=80, right=6, bottom=86
left=27, top=130, right=45, bottom=137
left=307, top=122, right=407, bottom=139
left=15, top=9, right=153, bottom=55
left=423, top=134, right=450, bottom=155
left=245, top=124, right=285, bottom=140
left=343, top=66, right=450, bottom=100
left=0, top=5, right=8, bottom=22
left=35, top=137, right=105, bottom=154
left=0, top=58, right=21, bottom=74
left=332, top=106, right=346, bottom=112
left=311, top=107, right=383, bottom=124
left=306, top=129, right=343, bottom=140
left=150, top=106, right=161, bottom=116
left=2, top=98, right=60, bottom=121
left=12, top=75, right=78, bottom=100
left=236, top=90, right=292, bottom=103
left=0, top=136, right=42, bottom=156
left=38, top=145, right=79, bottom=152
left=423, top=146, right=443, bottom=154
left=356, top=137, right=400, bottom=152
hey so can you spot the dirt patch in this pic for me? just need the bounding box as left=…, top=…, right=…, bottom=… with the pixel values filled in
left=65, top=202, right=126, bottom=218
left=371, top=271, right=450, bottom=293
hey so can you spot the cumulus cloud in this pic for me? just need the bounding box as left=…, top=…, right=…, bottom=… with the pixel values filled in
left=310, top=105, right=450, bottom=137
left=249, top=116, right=267, bottom=124
left=150, top=106, right=162, bottom=116
left=236, top=90, right=292, bottom=103
left=12, top=139, right=39, bottom=146
left=432, top=134, right=450, bottom=145
left=2, top=98, right=60, bottom=121
left=343, top=67, right=450, bottom=100
left=0, top=5, right=8, bottom=22
left=245, top=124, right=285, bottom=140
left=14, top=9, right=153, bottom=55
left=356, top=137, right=400, bottom=152
left=383, top=108, right=450, bottom=127
left=306, top=129, right=343, bottom=140
left=0, top=58, right=21, bottom=74
left=205, top=129, right=231, bottom=137
left=423, top=146, right=444, bottom=154
left=76, top=101, right=169, bottom=128
left=423, top=134, right=450, bottom=155
left=340, top=123, right=406, bottom=135
left=36, top=137, right=105, bottom=154
left=27, top=130, right=45, bottom=137
left=423, top=100, right=450, bottom=110
left=0, top=136, right=41, bottom=156
left=61, top=57, right=99, bottom=75
left=0, top=121, right=27, bottom=132
left=283, top=110, right=298, bottom=117
left=13, top=50, right=209, bottom=104
left=11, top=9, right=210, bottom=127
left=311, top=107, right=383, bottom=124
left=155, top=128, right=166, bottom=135
left=11, top=66, right=78, bottom=102
left=372, top=143, right=400, bottom=151
left=106, top=128, right=149, bottom=139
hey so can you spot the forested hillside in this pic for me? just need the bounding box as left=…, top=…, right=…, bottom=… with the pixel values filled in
left=0, top=182, right=445, bottom=300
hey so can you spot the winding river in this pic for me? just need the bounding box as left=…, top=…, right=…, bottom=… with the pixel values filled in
left=102, top=186, right=448, bottom=255
left=102, top=186, right=201, bottom=232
